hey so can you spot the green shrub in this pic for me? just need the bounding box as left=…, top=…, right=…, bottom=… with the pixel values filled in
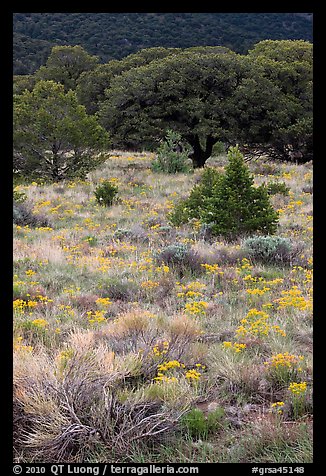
left=243, top=235, right=302, bottom=265
left=170, top=146, right=279, bottom=239
left=212, top=141, right=226, bottom=156
left=98, top=277, right=139, bottom=302
left=266, top=181, right=290, bottom=196
left=155, top=243, right=203, bottom=276
left=94, top=181, right=118, bottom=206
left=180, top=407, right=225, bottom=439
left=151, top=129, right=193, bottom=174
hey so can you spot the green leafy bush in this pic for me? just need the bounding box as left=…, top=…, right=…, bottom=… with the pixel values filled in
left=180, top=407, right=225, bottom=439
left=94, top=181, right=118, bottom=206
left=170, top=146, right=279, bottom=239
left=243, top=235, right=303, bottom=265
left=151, top=130, right=193, bottom=174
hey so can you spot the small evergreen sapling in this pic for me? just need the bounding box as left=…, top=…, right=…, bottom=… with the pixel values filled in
left=170, top=146, right=279, bottom=239
left=151, top=130, right=193, bottom=174
left=94, top=181, right=118, bottom=206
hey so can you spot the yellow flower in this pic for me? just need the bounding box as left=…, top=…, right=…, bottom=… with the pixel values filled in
left=95, top=297, right=112, bottom=307
left=288, top=382, right=307, bottom=395
left=185, top=369, right=201, bottom=380
left=223, top=341, right=246, bottom=352
left=184, top=300, right=208, bottom=316
left=31, top=318, right=48, bottom=328
left=25, top=269, right=36, bottom=276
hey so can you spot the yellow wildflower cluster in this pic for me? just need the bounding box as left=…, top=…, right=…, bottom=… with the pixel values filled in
left=191, top=219, right=202, bottom=232
left=25, top=269, right=37, bottom=277
left=13, top=299, right=38, bottom=313
left=58, top=304, right=76, bottom=317
left=152, top=341, right=169, bottom=357
left=86, top=310, right=107, bottom=324
left=35, top=226, right=54, bottom=232
left=201, top=263, right=224, bottom=275
left=264, top=352, right=304, bottom=370
left=154, top=360, right=205, bottom=383
left=13, top=336, right=33, bottom=353
left=177, top=290, right=204, bottom=299
left=288, top=381, right=307, bottom=395
left=236, top=308, right=268, bottom=338
left=95, top=297, right=112, bottom=308
left=244, top=275, right=284, bottom=286
left=275, top=286, right=312, bottom=312
left=184, top=300, right=209, bottom=316
left=239, top=258, right=253, bottom=271
left=35, top=295, right=53, bottom=304
left=31, top=318, right=48, bottom=328
left=154, top=360, right=183, bottom=383
left=185, top=368, right=201, bottom=381
left=155, top=265, right=170, bottom=274
left=270, top=401, right=285, bottom=414
left=141, top=280, right=159, bottom=289
left=177, top=281, right=206, bottom=293
left=246, top=287, right=270, bottom=296
left=236, top=308, right=286, bottom=339
left=222, top=341, right=247, bottom=353
left=157, top=360, right=184, bottom=372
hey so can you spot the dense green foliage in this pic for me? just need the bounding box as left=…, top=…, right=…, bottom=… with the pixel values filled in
left=170, top=146, right=279, bottom=239
left=180, top=407, right=225, bottom=439
left=94, top=181, right=119, bottom=206
left=247, top=40, right=313, bottom=161
left=76, top=47, right=182, bottom=115
left=151, top=130, right=193, bottom=174
left=35, top=45, right=99, bottom=91
left=96, top=42, right=312, bottom=165
left=266, top=181, right=290, bottom=196
left=13, top=81, right=109, bottom=181
left=13, top=38, right=313, bottom=169
left=97, top=49, right=279, bottom=166
left=13, top=13, right=312, bottom=74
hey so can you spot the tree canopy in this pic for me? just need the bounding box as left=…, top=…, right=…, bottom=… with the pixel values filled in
left=13, top=40, right=313, bottom=170
left=35, top=45, right=99, bottom=91
left=14, top=80, right=110, bottom=181
left=97, top=46, right=304, bottom=167
left=13, top=13, right=313, bottom=75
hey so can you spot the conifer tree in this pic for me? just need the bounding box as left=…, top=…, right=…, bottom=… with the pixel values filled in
left=170, top=146, right=279, bottom=239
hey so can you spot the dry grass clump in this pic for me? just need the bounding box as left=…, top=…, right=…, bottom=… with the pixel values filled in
left=13, top=332, right=182, bottom=463
left=95, top=309, right=204, bottom=380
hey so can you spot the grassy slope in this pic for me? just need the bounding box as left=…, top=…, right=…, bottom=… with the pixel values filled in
left=13, top=151, right=313, bottom=463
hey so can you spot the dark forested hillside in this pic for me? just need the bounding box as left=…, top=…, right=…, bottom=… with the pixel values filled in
left=13, top=12, right=313, bottom=74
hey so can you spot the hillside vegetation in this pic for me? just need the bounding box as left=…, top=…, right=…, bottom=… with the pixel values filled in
left=13, top=13, right=313, bottom=74
left=13, top=151, right=313, bottom=463
left=13, top=18, right=313, bottom=462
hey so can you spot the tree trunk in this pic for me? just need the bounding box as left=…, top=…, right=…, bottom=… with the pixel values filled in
left=188, top=134, right=217, bottom=168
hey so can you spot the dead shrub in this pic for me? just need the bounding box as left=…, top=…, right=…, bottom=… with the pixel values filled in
left=13, top=335, right=180, bottom=462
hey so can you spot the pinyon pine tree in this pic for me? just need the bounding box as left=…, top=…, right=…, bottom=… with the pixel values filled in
left=14, top=80, right=109, bottom=181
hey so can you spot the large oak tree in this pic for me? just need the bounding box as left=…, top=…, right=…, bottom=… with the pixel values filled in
left=97, top=48, right=292, bottom=167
